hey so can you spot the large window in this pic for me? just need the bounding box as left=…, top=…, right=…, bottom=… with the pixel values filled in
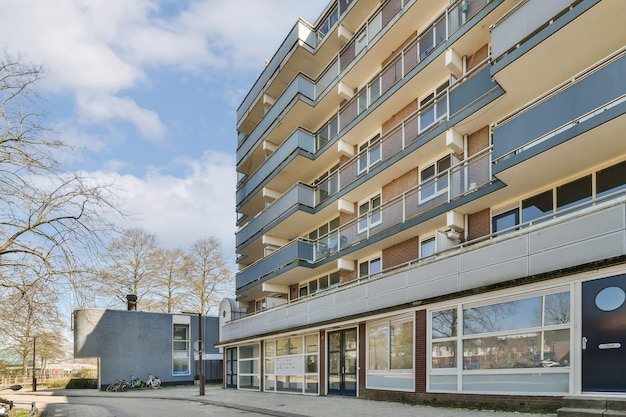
left=492, top=159, right=626, bottom=235
left=172, top=323, right=190, bottom=375
left=265, top=334, right=319, bottom=395
left=238, top=344, right=260, bottom=390
left=299, top=271, right=340, bottom=298
left=429, top=289, right=571, bottom=393
left=367, top=315, right=414, bottom=391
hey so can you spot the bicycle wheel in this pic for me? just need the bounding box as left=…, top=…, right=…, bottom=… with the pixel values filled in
left=106, top=383, right=117, bottom=392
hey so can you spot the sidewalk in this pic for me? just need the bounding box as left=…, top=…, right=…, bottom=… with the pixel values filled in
left=10, top=384, right=557, bottom=417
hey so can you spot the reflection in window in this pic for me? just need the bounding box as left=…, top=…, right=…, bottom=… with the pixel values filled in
left=463, top=329, right=569, bottom=370
left=522, top=190, right=553, bottom=224
left=429, top=290, right=571, bottom=393
left=432, top=308, right=457, bottom=338
left=367, top=316, right=414, bottom=390
left=557, top=175, right=592, bottom=213
left=597, top=160, right=626, bottom=198
left=492, top=208, right=519, bottom=236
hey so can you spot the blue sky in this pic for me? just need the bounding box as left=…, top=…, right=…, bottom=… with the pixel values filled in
left=0, top=0, right=329, bottom=264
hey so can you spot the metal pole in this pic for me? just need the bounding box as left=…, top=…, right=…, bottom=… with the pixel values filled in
left=32, top=337, right=36, bottom=392
left=198, top=313, right=205, bottom=396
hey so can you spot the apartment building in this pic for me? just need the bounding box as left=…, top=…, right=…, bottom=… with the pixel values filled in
left=218, top=0, right=626, bottom=409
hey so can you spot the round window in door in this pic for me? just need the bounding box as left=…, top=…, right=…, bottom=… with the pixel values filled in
left=595, top=286, right=626, bottom=312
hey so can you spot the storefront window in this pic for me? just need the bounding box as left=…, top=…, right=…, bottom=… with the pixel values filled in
left=265, top=334, right=319, bottom=395
left=367, top=315, right=414, bottom=391
left=429, top=290, right=571, bottom=393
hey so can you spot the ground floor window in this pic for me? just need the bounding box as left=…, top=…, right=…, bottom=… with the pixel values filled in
left=238, top=344, right=260, bottom=390
left=172, top=323, right=190, bottom=375
left=264, top=334, right=319, bottom=394
left=367, top=314, right=414, bottom=391
left=429, top=289, right=571, bottom=393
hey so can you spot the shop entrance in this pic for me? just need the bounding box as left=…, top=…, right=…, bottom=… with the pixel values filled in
left=582, top=274, right=626, bottom=392
left=327, top=328, right=357, bottom=396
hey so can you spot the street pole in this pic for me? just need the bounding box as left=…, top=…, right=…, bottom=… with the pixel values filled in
left=32, top=337, right=36, bottom=392
left=198, top=313, right=205, bottom=396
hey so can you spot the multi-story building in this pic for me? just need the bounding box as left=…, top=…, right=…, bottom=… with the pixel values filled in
left=218, top=0, right=626, bottom=410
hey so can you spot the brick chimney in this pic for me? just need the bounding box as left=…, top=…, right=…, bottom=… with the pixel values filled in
left=126, top=294, right=137, bottom=311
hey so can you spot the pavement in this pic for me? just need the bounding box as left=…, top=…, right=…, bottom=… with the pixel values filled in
left=2, top=384, right=557, bottom=417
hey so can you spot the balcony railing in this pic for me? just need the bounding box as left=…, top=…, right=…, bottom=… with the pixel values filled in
left=236, top=147, right=493, bottom=291
left=493, top=47, right=626, bottom=165
left=236, top=61, right=497, bottom=250
left=231, top=189, right=626, bottom=327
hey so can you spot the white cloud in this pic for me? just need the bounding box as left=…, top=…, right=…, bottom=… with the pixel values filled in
left=76, top=93, right=167, bottom=141
left=95, top=150, right=237, bottom=261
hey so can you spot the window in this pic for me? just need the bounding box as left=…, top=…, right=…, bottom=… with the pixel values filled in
left=316, top=115, right=338, bottom=150
left=367, top=316, right=414, bottom=390
left=597, top=160, right=626, bottom=198
left=492, top=207, right=519, bottom=236
left=172, top=324, right=190, bottom=375
left=429, top=290, right=571, bottom=393
left=557, top=175, right=592, bottom=213
left=358, top=135, right=382, bottom=174
left=300, top=271, right=340, bottom=298
left=420, top=236, right=436, bottom=260
left=359, top=256, right=382, bottom=280
left=238, top=344, right=260, bottom=390
left=419, top=82, right=448, bottom=132
left=255, top=299, right=266, bottom=312
left=420, top=155, right=452, bottom=201
left=308, top=217, right=340, bottom=258
left=265, top=334, right=319, bottom=394
left=522, top=189, right=553, bottom=224
left=358, top=194, right=382, bottom=233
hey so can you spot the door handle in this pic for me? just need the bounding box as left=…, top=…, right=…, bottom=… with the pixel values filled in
left=341, top=366, right=345, bottom=374
left=582, top=336, right=588, bottom=350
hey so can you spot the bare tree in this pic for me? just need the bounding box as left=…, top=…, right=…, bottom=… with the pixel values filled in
left=185, top=237, right=233, bottom=315
left=96, top=228, right=161, bottom=309
left=0, top=52, right=118, bottom=298
left=0, top=266, right=67, bottom=374
left=153, top=247, right=191, bottom=313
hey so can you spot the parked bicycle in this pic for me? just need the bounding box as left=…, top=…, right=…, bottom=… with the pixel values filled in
left=105, top=379, right=130, bottom=392
left=129, top=375, right=145, bottom=389
left=146, top=374, right=161, bottom=389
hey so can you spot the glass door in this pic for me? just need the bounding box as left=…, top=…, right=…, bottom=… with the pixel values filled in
left=225, top=347, right=237, bottom=388
left=327, top=328, right=357, bottom=396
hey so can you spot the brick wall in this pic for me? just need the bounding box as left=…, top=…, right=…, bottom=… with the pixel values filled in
left=382, top=237, right=419, bottom=270
left=468, top=125, right=489, bottom=156
left=382, top=99, right=418, bottom=135
left=382, top=168, right=418, bottom=202
left=415, top=310, right=427, bottom=392
left=468, top=208, right=490, bottom=240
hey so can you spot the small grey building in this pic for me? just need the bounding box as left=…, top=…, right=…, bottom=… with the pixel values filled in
left=74, top=308, right=222, bottom=389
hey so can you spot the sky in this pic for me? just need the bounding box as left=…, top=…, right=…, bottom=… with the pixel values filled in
left=0, top=0, right=329, bottom=266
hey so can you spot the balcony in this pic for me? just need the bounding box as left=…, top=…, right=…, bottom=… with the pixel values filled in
left=493, top=48, right=626, bottom=189
left=223, top=195, right=626, bottom=343
left=235, top=148, right=494, bottom=295
left=235, top=62, right=502, bottom=258
left=236, top=128, right=316, bottom=216
left=490, top=0, right=626, bottom=104
left=236, top=0, right=500, bottom=192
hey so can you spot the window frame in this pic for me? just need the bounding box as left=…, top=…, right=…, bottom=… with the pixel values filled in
left=358, top=193, right=382, bottom=234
